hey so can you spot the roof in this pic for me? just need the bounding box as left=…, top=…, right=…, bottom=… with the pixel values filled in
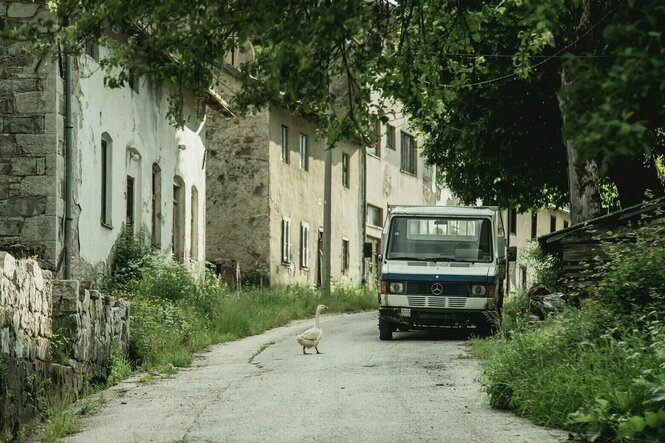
left=538, top=196, right=665, bottom=251
left=388, top=205, right=498, bottom=217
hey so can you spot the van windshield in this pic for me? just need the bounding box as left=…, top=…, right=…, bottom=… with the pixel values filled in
left=387, top=216, right=493, bottom=263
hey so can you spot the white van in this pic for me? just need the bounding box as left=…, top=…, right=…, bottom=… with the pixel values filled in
left=373, top=206, right=513, bottom=340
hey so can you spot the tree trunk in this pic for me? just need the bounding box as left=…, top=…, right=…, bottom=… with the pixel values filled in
left=559, top=0, right=602, bottom=225
left=564, top=128, right=601, bottom=224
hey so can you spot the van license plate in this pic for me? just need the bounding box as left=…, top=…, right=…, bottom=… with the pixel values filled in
left=400, top=308, right=411, bottom=317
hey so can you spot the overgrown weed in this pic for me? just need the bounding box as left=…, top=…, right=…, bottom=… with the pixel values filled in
left=474, top=220, right=665, bottom=442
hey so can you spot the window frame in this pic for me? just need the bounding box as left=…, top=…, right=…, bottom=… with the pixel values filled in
left=400, top=131, right=417, bottom=175
left=282, top=217, right=292, bottom=264
left=366, top=204, right=383, bottom=227
left=342, top=152, right=350, bottom=188
left=509, top=209, right=517, bottom=235
left=386, top=124, right=396, bottom=150
left=550, top=215, right=557, bottom=233
left=280, top=125, right=289, bottom=164
left=531, top=213, right=538, bottom=239
left=100, top=136, right=113, bottom=228
left=299, top=133, right=308, bottom=171
left=300, top=222, right=309, bottom=269
left=341, top=238, right=350, bottom=275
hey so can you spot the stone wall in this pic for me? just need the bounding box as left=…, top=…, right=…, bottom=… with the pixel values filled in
left=0, top=0, right=63, bottom=272
left=0, top=251, right=129, bottom=436
left=205, top=110, right=272, bottom=285
left=52, top=280, right=130, bottom=379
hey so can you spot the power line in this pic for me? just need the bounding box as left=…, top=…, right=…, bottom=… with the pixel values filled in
left=426, top=2, right=621, bottom=89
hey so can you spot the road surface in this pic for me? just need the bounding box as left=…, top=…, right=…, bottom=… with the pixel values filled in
left=61, top=311, right=566, bottom=442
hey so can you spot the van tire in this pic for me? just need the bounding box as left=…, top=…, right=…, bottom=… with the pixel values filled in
left=379, top=319, right=393, bottom=341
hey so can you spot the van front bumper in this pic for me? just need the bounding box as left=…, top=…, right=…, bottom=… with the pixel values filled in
left=379, top=307, right=490, bottom=329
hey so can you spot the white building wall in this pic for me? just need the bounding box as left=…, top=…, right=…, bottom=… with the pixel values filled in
left=74, top=50, right=207, bottom=272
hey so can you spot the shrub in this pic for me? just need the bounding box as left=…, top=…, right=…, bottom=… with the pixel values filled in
left=108, top=225, right=155, bottom=289
left=477, top=218, right=665, bottom=442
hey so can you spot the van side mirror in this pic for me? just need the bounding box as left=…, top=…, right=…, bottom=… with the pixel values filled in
left=363, top=242, right=373, bottom=258
left=507, top=246, right=517, bottom=262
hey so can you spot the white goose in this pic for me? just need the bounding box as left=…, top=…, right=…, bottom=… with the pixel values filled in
left=296, top=304, right=327, bottom=354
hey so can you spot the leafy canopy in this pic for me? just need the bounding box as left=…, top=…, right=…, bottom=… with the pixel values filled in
left=9, top=0, right=664, bottom=210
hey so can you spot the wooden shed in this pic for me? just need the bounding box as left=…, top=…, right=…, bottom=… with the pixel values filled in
left=537, top=197, right=665, bottom=289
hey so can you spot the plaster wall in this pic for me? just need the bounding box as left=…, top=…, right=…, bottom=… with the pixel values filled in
left=365, top=112, right=439, bottom=242
left=74, top=50, right=207, bottom=274
left=267, top=107, right=364, bottom=286
left=505, top=208, right=571, bottom=293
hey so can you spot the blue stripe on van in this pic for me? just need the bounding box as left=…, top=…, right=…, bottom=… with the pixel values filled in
left=381, top=273, right=494, bottom=283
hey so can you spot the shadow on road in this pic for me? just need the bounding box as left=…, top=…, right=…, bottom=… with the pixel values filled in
left=390, top=328, right=487, bottom=341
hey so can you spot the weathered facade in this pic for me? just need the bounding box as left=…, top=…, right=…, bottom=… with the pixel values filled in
left=206, top=69, right=439, bottom=286
left=364, top=111, right=440, bottom=282
left=0, top=1, right=210, bottom=278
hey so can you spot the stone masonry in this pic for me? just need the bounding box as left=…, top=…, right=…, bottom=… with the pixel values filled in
left=0, top=251, right=129, bottom=436
left=206, top=110, right=271, bottom=285
left=0, top=1, right=64, bottom=272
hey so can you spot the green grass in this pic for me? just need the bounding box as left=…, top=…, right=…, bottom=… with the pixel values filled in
left=41, top=409, right=81, bottom=443
left=125, top=281, right=375, bottom=372
left=470, top=221, right=665, bottom=442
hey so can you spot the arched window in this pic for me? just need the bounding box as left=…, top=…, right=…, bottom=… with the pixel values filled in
left=172, top=176, right=185, bottom=262
left=151, top=164, right=162, bottom=247
left=190, top=186, right=199, bottom=260
left=100, top=133, right=113, bottom=227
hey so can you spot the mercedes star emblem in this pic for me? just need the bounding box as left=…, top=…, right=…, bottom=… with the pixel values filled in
left=431, top=282, right=444, bottom=295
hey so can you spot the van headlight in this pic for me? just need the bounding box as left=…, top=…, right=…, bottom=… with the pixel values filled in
left=471, top=285, right=486, bottom=296
left=389, top=282, right=405, bottom=293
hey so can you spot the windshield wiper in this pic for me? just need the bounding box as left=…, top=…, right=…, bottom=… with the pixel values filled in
left=389, top=256, right=450, bottom=262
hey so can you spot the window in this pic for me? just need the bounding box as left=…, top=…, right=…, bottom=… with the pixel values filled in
left=151, top=164, right=161, bottom=247
left=509, top=209, right=517, bottom=235
left=520, top=265, right=528, bottom=287
left=564, top=220, right=569, bottom=229
left=282, top=218, right=292, bottom=264
left=173, top=178, right=185, bottom=262
left=299, top=133, right=308, bottom=171
left=190, top=186, right=199, bottom=260
left=342, top=238, right=349, bottom=275
left=342, top=153, right=350, bottom=188
left=550, top=215, right=557, bottom=233
left=85, top=41, right=99, bottom=60
left=100, top=135, right=112, bottom=227
left=280, top=125, right=289, bottom=163
left=126, top=176, right=135, bottom=226
left=367, top=204, right=383, bottom=227
left=400, top=132, right=416, bottom=175
left=386, top=124, right=396, bottom=150
left=366, top=121, right=381, bottom=157
left=531, top=213, right=538, bottom=239
left=300, top=223, right=309, bottom=268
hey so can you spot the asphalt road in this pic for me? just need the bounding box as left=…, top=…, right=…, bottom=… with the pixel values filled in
left=61, top=311, right=567, bottom=443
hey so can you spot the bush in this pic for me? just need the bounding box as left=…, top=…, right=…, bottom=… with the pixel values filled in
left=476, top=219, right=665, bottom=442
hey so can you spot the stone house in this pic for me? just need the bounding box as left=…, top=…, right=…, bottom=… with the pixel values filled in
left=0, top=1, right=222, bottom=278
left=206, top=67, right=440, bottom=287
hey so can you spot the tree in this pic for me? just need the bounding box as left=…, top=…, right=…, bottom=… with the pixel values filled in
left=8, top=0, right=664, bottom=220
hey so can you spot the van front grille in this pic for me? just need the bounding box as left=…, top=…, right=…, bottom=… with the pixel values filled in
left=406, top=281, right=469, bottom=296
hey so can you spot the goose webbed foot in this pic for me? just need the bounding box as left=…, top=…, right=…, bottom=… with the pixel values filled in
left=315, top=347, right=322, bottom=354
left=303, top=347, right=308, bottom=354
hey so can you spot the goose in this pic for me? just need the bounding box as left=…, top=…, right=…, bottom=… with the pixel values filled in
left=296, top=304, right=327, bottom=354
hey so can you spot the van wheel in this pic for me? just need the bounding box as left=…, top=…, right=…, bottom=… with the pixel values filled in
left=379, top=319, right=393, bottom=341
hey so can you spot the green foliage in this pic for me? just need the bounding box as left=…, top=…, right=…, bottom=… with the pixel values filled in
left=106, top=343, right=132, bottom=387
left=522, top=242, right=565, bottom=291
left=476, top=219, right=665, bottom=441
left=9, top=1, right=663, bottom=208
left=49, top=317, right=75, bottom=365
left=41, top=408, right=81, bottom=443
left=108, top=225, right=155, bottom=289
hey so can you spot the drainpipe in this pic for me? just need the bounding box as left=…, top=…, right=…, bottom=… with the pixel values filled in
left=63, top=17, right=73, bottom=279
left=361, top=145, right=367, bottom=283
left=321, top=144, right=332, bottom=297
